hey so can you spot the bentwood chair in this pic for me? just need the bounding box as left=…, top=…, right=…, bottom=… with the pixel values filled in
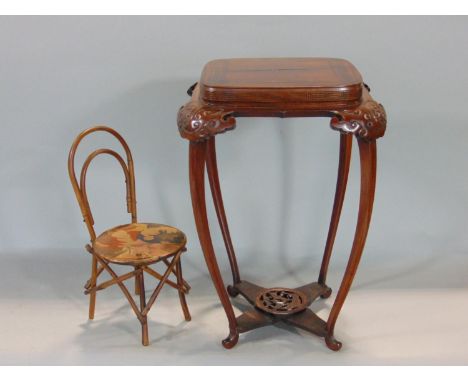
left=68, top=126, right=191, bottom=346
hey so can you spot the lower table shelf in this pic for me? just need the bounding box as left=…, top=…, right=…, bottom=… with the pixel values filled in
left=229, top=280, right=332, bottom=342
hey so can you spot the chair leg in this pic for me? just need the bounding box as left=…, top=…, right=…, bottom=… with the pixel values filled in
left=176, top=258, right=191, bottom=321
left=137, top=269, right=149, bottom=346
left=86, top=246, right=188, bottom=346
left=89, top=256, right=98, bottom=319
left=134, top=266, right=141, bottom=295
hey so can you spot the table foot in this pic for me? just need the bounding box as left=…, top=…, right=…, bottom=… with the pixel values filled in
left=227, top=284, right=240, bottom=297
left=222, top=331, right=239, bottom=349
left=320, top=286, right=332, bottom=299
left=325, top=334, right=342, bottom=351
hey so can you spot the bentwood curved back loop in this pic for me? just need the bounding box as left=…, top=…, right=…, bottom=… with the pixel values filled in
left=68, top=126, right=137, bottom=241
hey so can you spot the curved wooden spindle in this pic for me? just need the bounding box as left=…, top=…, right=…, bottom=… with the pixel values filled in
left=189, top=140, right=239, bottom=349
left=318, top=133, right=352, bottom=294
left=206, top=137, right=241, bottom=293
left=325, top=138, right=377, bottom=351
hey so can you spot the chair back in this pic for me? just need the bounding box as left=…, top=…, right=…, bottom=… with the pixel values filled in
left=68, top=126, right=137, bottom=241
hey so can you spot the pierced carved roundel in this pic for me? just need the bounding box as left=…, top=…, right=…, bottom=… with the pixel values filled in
left=255, top=288, right=307, bottom=316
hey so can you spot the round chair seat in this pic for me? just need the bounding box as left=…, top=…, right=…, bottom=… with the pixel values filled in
left=93, top=223, right=186, bottom=265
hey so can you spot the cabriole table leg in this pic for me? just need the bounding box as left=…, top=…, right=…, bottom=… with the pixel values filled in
left=319, top=133, right=352, bottom=296
left=189, top=140, right=239, bottom=349
left=325, top=138, right=377, bottom=351
left=206, top=137, right=241, bottom=295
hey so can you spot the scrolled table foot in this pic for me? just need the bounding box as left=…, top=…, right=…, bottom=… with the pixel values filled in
left=227, top=284, right=240, bottom=297
left=320, top=286, right=332, bottom=299
left=222, top=330, right=239, bottom=349
left=325, top=334, right=342, bottom=351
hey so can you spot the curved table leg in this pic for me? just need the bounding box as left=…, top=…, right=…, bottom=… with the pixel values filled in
left=189, top=140, right=239, bottom=349
left=319, top=133, right=352, bottom=296
left=325, top=138, right=377, bottom=351
left=206, top=137, right=241, bottom=296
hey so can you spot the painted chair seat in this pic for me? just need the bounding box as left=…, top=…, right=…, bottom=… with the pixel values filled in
left=93, top=223, right=187, bottom=265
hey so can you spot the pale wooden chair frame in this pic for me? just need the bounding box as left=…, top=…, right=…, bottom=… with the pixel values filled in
left=68, top=126, right=191, bottom=345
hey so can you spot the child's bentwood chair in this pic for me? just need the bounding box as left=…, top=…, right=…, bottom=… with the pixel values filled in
left=68, top=126, right=191, bottom=346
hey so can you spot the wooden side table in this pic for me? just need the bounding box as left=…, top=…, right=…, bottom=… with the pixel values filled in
left=177, top=58, right=386, bottom=351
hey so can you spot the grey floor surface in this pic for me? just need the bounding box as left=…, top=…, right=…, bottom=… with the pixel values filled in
left=1, top=249, right=467, bottom=365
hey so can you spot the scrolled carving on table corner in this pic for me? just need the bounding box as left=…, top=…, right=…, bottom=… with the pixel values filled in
left=177, top=101, right=236, bottom=141
left=330, top=99, right=387, bottom=141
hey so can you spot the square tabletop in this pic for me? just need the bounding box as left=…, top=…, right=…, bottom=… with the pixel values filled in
left=199, top=58, right=363, bottom=108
